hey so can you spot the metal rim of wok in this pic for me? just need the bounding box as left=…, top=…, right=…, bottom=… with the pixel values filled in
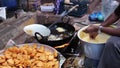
left=34, top=23, right=75, bottom=47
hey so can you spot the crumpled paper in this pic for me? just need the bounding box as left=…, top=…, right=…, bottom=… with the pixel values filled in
left=0, top=39, right=17, bottom=53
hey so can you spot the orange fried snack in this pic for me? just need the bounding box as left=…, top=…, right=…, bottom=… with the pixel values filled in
left=0, top=44, right=59, bottom=68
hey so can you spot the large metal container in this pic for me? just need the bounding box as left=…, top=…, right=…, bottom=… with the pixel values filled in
left=79, top=40, right=105, bottom=60
left=77, top=26, right=110, bottom=60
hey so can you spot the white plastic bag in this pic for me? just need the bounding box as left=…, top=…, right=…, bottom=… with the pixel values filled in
left=101, top=0, right=119, bottom=20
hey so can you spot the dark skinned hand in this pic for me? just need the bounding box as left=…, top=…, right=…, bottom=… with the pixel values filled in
left=83, top=25, right=99, bottom=39
left=89, top=32, right=98, bottom=39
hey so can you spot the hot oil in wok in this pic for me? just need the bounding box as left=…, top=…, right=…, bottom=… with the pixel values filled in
left=48, top=27, right=73, bottom=41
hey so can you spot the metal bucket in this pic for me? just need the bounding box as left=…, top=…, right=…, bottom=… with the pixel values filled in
left=77, top=26, right=110, bottom=60
left=80, top=41, right=105, bottom=60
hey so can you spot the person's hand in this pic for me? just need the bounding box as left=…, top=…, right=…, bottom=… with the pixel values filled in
left=83, top=24, right=98, bottom=33
left=83, top=25, right=99, bottom=39
left=89, top=32, right=98, bottom=39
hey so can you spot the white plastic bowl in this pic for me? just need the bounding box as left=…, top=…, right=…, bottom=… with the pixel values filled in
left=23, top=24, right=51, bottom=36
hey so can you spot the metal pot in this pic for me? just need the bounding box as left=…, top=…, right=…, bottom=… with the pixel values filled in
left=35, top=22, right=75, bottom=47
left=77, top=26, right=110, bottom=60
left=79, top=40, right=105, bottom=60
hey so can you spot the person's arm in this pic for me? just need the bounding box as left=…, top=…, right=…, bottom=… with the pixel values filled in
left=101, top=5, right=120, bottom=27
left=100, top=27, right=120, bottom=36
left=84, top=11, right=120, bottom=33
left=100, top=13, right=119, bottom=27
left=84, top=4, right=120, bottom=38
left=99, top=4, right=120, bottom=36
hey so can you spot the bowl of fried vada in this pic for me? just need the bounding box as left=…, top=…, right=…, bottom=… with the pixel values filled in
left=0, top=43, right=61, bottom=68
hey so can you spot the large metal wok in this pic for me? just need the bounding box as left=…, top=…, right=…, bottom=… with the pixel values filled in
left=34, top=5, right=78, bottom=47
left=23, top=5, right=78, bottom=47
left=35, top=22, right=75, bottom=47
